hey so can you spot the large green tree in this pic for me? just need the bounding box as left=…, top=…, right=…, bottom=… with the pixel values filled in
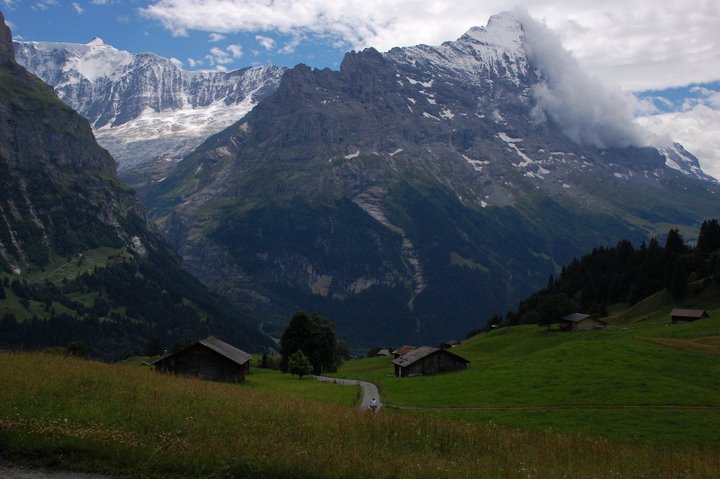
left=280, top=311, right=340, bottom=375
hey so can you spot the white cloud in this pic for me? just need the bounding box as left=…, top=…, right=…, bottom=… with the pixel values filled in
left=687, top=87, right=720, bottom=109
left=208, top=32, right=225, bottom=42
left=169, top=57, right=183, bottom=68
left=31, top=0, right=58, bottom=11
left=638, top=106, right=720, bottom=180
left=255, top=35, right=275, bottom=51
left=72, top=2, right=84, bottom=14
left=141, top=0, right=719, bottom=91
left=279, top=34, right=302, bottom=54
left=519, top=11, right=650, bottom=149
left=637, top=86, right=720, bottom=179
left=205, top=44, right=243, bottom=65
left=90, top=0, right=109, bottom=4
left=187, top=57, right=202, bottom=67
left=226, top=44, right=242, bottom=58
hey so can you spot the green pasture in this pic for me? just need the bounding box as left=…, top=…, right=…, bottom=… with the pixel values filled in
left=334, top=295, right=720, bottom=445
left=1, top=351, right=718, bottom=478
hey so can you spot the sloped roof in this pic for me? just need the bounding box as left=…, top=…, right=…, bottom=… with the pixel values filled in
left=199, top=336, right=252, bottom=365
left=670, top=309, right=710, bottom=319
left=392, top=346, right=469, bottom=367
left=562, top=313, right=591, bottom=323
left=392, top=345, right=416, bottom=356
left=152, top=336, right=251, bottom=366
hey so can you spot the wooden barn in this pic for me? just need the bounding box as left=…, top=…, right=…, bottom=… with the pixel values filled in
left=670, top=309, right=710, bottom=324
left=392, top=346, right=469, bottom=377
left=152, top=336, right=251, bottom=383
left=560, top=313, right=607, bottom=332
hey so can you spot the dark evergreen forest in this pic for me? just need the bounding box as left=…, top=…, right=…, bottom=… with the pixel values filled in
left=470, top=218, right=720, bottom=334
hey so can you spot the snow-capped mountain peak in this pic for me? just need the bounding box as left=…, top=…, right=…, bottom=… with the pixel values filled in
left=14, top=39, right=285, bottom=170
left=462, top=11, right=525, bottom=53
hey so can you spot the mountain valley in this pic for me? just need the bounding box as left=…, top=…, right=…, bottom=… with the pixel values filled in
left=7, top=11, right=720, bottom=352
left=0, top=13, right=270, bottom=359
left=138, top=13, right=719, bottom=348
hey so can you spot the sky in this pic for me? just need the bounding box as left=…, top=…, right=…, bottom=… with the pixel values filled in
left=2, top=0, right=719, bottom=176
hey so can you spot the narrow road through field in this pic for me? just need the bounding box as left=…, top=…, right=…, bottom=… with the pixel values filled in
left=0, top=464, right=112, bottom=479
left=315, top=376, right=382, bottom=411
left=392, top=404, right=720, bottom=411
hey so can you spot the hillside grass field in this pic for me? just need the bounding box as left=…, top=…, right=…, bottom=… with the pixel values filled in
left=1, top=351, right=719, bottom=479
left=1, top=285, right=719, bottom=477
left=334, top=287, right=720, bottom=446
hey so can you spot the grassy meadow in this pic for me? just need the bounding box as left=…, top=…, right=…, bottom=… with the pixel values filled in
left=334, top=289, right=720, bottom=446
left=1, top=351, right=719, bottom=478
left=1, top=285, right=719, bottom=477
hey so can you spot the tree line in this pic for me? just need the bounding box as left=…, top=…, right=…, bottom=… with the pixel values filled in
left=468, top=219, right=720, bottom=334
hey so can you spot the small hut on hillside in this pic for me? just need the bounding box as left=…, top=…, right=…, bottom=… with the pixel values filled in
left=560, top=313, right=607, bottom=332
left=392, top=346, right=469, bottom=377
left=440, top=339, right=460, bottom=349
left=670, top=309, right=710, bottom=324
left=152, top=336, right=251, bottom=383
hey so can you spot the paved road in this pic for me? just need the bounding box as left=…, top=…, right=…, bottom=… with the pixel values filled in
left=0, top=465, right=113, bottom=479
left=315, top=376, right=382, bottom=411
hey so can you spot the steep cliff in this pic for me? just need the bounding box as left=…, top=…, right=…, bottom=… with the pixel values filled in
left=0, top=14, right=270, bottom=358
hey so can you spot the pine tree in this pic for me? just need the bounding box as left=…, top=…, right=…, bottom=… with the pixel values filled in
left=665, top=228, right=686, bottom=255
left=697, top=219, right=720, bottom=254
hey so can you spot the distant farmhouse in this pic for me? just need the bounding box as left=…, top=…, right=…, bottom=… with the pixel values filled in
left=392, top=345, right=416, bottom=358
left=393, top=346, right=469, bottom=377
left=152, top=336, right=251, bottom=383
left=376, top=348, right=392, bottom=357
left=560, top=313, right=607, bottom=332
left=670, top=309, right=710, bottom=324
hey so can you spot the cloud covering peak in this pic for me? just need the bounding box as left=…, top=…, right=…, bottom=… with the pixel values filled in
left=517, top=11, right=651, bottom=149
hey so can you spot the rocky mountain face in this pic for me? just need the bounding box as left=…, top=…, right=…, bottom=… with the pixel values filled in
left=14, top=38, right=284, bottom=185
left=0, top=13, right=269, bottom=358
left=146, top=13, right=718, bottom=348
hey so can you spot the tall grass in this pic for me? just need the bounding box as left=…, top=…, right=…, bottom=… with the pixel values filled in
left=1, top=351, right=719, bottom=478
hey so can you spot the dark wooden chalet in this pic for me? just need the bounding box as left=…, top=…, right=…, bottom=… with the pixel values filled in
left=670, top=309, right=710, bottom=324
left=152, top=336, right=251, bottom=383
left=392, top=346, right=469, bottom=377
left=560, top=313, right=607, bottom=332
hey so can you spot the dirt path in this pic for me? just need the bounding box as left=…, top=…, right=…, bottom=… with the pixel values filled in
left=315, top=376, right=382, bottom=411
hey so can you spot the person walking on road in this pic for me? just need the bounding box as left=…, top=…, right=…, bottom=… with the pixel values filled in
left=370, top=397, right=378, bottom=412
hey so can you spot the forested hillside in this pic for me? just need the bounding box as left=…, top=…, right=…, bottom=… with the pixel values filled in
left=476, top=219, right=720, bottom=331
left=0, top=12, right=271, bottom=360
